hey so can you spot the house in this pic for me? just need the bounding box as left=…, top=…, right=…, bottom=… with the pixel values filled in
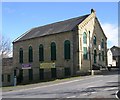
left=2, top=57, right=14, bottom=86
left=13, top=9, right=107, bottom=84
left=107, top=46, right=120, bottom=67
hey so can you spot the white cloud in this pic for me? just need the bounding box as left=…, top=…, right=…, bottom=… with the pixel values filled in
left=101, top=23, right=118, bottom=48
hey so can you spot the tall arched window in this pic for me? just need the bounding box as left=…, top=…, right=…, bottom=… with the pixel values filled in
left=51, top=42, right=56, bottom=60
left=93, top=36, right=96, bottom=45
left=101, top=39, right=104, bottom=48
left=29, top=46, right=33, bottom=62
left=83, top=47, right=87, bottom=60
left=83, top=32, right=87, bottom=44
left=19, top=48, right=23, bottom=63
left=39, top=44, right=44, bottom=61
left=64, top=40, right=70, bottom=60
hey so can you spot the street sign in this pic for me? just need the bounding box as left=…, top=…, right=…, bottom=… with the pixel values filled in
left=22, top=64, right=31, bottom=69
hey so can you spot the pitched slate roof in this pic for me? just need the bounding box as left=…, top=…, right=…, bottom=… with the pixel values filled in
left=110, top=46, right=120, bottom=56
left=13, top=14, right=89, bottom=43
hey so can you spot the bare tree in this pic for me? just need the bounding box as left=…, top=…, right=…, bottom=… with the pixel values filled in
left=0, top=36, right=12, bottom=58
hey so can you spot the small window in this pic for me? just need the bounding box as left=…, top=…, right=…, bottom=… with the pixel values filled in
left=39, top=44, right=44, bottom=61
left=83, top=47, right=88, bottom=60
left=19, top=48, right=23, bottom=63
left=29, top=46, right=33, bottom=62
left=101, top=39, right=104, bottom=48
left=93, top=36, right=96, bottom=45
left=64, top=40, right=71, bottom=60
left=83, top=32, right=87, bottom=44
left=7, top=75, right=11, bottom=82
left=51, top=42, right=56, bottom=61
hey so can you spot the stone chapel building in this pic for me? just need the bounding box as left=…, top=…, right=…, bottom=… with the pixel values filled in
left=13, top=9, right=107, bottom=84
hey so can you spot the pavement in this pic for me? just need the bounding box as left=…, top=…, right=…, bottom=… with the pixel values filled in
left=2, top=69, right=119, bottom=99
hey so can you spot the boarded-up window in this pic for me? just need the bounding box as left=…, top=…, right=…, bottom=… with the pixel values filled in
left=39, top=44, right=44, bottom=61
left=29, top=69, right=33, bottom=81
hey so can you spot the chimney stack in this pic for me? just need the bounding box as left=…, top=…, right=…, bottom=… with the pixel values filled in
left=91, top=9, right=96, bottom=13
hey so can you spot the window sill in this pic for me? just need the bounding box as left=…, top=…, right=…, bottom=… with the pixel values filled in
left=65, top=59, right=70, bottom=61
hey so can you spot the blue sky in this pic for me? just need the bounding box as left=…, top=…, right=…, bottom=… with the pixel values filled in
left=2, top=2, right=118, bottom=48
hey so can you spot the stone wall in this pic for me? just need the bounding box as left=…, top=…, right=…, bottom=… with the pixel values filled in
left=13, top=31, right=75, bottom=83
left=77, top=11, right=107, bottom=72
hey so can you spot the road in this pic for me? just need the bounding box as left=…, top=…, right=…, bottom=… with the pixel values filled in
left=2, top=70, right=119, bottom=99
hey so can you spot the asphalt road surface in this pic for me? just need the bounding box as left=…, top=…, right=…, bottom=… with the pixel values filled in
left=2, top=70, right=119, bottom=99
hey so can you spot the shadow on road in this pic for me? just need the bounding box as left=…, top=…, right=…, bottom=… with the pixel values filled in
left=101, top=69, right=119, bottom=76
left=83, top=81, right=119, bottom=98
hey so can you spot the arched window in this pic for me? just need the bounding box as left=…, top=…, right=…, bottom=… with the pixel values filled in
left=19, top=48, right=23, bottom=63
left=29, top=46, right=33, bottom=62
left=64, top=40, right=70, bottom=60
left=101, top=39, right=104, bottom=48
left=39, top=44, right=44, bottom=61
left=83, top=32, right=87, bottom=44
left=93, top=36, right=96, bottom=45
left=83, top=47, right=88, bottom=60
left=51, top=42, right=56, bottom=60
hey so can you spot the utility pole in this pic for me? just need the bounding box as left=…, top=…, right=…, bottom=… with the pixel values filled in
left=89, top=31, right=92, bottom=74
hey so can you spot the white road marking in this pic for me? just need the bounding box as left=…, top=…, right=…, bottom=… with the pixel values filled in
left=91, top=92, right=97, bottom=94
left=104, top=87, right=118, bottom=91
left=67, top=95, right=76, bottom=98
